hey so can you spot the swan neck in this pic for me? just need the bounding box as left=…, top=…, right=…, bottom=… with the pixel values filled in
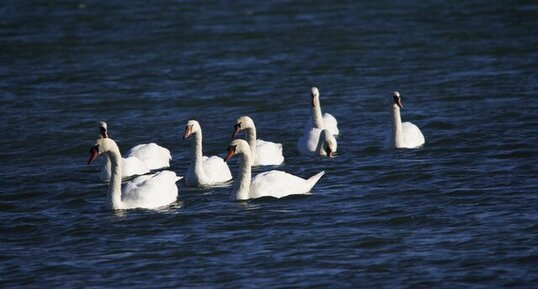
left=190, top=131, right=205, bottom=177
left=312, top=102, right=324, bottom=129
left=232, top=151, right=252, bottom=200
left=107, top=145, right=123, bottom=209
left=246, top=127, right=257, bottom=162
left=392, top=104, right=404, bottom=148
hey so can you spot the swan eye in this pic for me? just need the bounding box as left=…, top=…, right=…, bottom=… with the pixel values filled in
left=235, top=122, right=241, bottom=129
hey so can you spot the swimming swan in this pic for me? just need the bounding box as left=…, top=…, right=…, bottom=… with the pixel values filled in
left=183, top=120, right=233, bottom=187
left=98, top=122, right=171, bottom=181
left=224, top=139, right=324, bottom=201
left=388, top=91, right=425, bottom=148
left=88, top=137, right=181, bottom=210
left=232, top=116, right=284, bottom=166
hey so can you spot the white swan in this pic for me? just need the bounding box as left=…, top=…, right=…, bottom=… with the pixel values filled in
left=224, top=139, right=324, bottom=201
left=183, top=120, right=233, bottom=187
left=297, top=128, right=337, bottom=157
left=88, top=137, right=181, bottom=210
left=303, top=87, right=339, bottom=136
left=232, top=116, right=284, bottom=166
left=98, top=122, right=150, bottom=182
left=387, top=91, right=425, bottom=148
left=98, top=122, right=172, bottom=181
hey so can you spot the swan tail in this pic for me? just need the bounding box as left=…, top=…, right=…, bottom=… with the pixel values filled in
left=305, top=171, right=325, bottom=190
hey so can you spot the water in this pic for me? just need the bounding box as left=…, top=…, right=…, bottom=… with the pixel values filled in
left=1, top=0, right=537, bottom=287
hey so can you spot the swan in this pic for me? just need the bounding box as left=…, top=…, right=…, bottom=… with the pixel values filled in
left=183, top=120, right=233, bottom=187
left=232, top=116, right=284, bottom=166
left=97, top=122, right=150, bottom=182
left=387, top=91, right=425, bottom=148
left=297, top=128, right=337, bottom=157
left=303, top=87, right=339, bottom=136
left=88, top=137, right=181, bottom=210
left=98, top=122, right=171, bottom=181
left=224, top=139, right=325, bottom=201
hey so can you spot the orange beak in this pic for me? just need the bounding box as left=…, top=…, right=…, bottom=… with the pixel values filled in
left=224, top=147, right=236, bottom=162
left=183, top=127, right=192, bottom=140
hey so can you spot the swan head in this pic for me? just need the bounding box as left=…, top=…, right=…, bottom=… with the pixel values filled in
left=87, top=138, right=118, bottom=165
left=321, top=129, right=337, bottom=157
left=311, top=87, right=320, bottom=107
left=183, top=120, right=201, bottom=139
left=224, top=139, right=249, bottom=162
left=393, top=91, right=403, bottom=109
left=98, top=121, right=108, bottom=138
left=232, top=116, right=254, bottom=138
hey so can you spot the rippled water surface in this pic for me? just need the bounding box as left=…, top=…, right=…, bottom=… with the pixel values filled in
left=2, top=0, right=538, bottom=288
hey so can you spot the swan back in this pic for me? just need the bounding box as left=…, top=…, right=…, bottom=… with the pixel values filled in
left=121, top=171, right=181, bottom=209
left=127, top=143, right=171, bottom=170
left=249, top=170, right=325, bottom=199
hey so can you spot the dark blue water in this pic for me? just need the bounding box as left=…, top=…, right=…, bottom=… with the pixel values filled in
left=2, top=1, right=538, bottom=288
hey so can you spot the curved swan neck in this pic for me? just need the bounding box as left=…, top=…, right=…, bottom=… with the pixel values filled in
left=392, top=104, right=404, bottom=148
left=106, top=145, right=123, bottom=209
left=312, top=101, right=324, bottom=129
left=232, top=151, right=252, bottom=200
left=245, top=126, right=257, bottom=161
left=190, top=130, right=205, bottom=177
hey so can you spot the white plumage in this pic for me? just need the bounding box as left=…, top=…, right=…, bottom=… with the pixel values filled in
left=232, top=116, right=284, bottom=166
left=183, top=120, right=232, bottom=187
left=225, top=139, right=324, bottom=201
left=88, top=138, right=181, bottom=210
left=387, top=91, right=425, bottom=149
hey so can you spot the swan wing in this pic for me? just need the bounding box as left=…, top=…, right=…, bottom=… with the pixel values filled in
left=402, top=122, right=425, bottom=148
left=254, top=139, right=284, bottom=166
left=99, top=156, right=150, bottom=182
left=127, top=143, right=171, bottom=170
left=202, top=155, right=233, bottom=184
left=121, top=157, right=150, bottom=179
left=121, top=170, right=181, bottom=209
left=297, top=128, right=322, bottom=155
left=250, top=170, right=324, bottom=199
left=322, top=113, right=339, bottom=136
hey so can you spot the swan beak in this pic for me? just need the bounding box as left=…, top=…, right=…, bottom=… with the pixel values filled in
left=87, top=146, right=99, bottom=165
left=396, top=98, right=403, bottom=109
left=311, top=93, right=316, bottom=107
left=232, top=124, right=241, bottom=138
left=224, top=146, right=236, bottom=162
left=99, top=127, right=108, bottom=138
left=326, top=147, right=332, bottom=157
left=183, top=127, right=192, bottom=139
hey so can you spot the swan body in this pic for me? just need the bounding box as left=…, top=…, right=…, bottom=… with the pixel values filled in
left=97, top=122, right=170, bottom=181
left=88, top=137, right=181, bottom=210
left=388, top=91, right=425, bottom=148
left=183, top=120, right=232, bottom=187
left=232, top=116, right=284, bottom=166
left=99, top=156, right=150, bottom=182
left=297, top=128, right=337, bottom=157
left=98, top=122, right=149, bottom=181
left=225, top=139, right=324, bottom=201
left=303, top=87, right=339, bottom=136
left=126, top=143, right=171, bottom=171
